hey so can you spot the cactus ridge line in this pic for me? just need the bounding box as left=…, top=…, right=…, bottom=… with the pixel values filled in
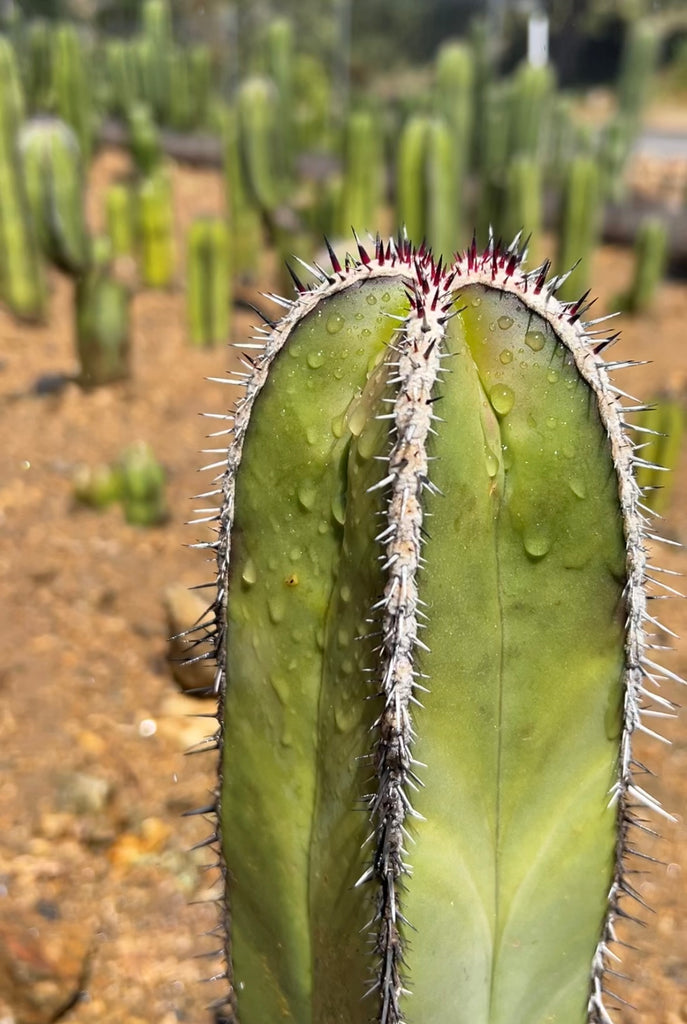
left=189, top=232, right=680, bottom=1024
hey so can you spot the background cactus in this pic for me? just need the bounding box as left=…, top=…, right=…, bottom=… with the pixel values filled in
left=621, top=215, right=669, bottom=315
left=187, top=216, right=231, bottom=348
left=75, top=238, right=131, bottom=388
left=137, top=169, right=175, bottom=289
left=556, top=154, right=601, bottom=303
left=193, top=235, right=670, bottom=1024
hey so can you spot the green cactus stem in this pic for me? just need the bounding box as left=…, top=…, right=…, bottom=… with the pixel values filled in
left=622, top=215, right=669, bottom=315
left=127, top=102, right=163, bottom=177
left=0, top=37, right=46, bottom=321
left=52, top=23, right=95, bottom=164
left=20, top=116, right=90, bottom=275
left=221, top=104, right=262, bottom=280
left=119, top=440, right=168, bottom=526
left=137, top=170, right=175, bottom=289
left=190, top=234, right=675, bottom=1024
left=502, top=155, right=542, bottom=263
left=105, top=182, right=135, bottom=259
left=75, top=239, right=130, bottom=388
left=24, top=19, right=53, bottom=114
left=508, top=61, right=555, bottom=160
left=617, top=19, right=661, bottom=125
left=237, top=75, right=282, bottom=214
left=187, top=217, right=231, bottom=348
left=633, top=394, right=683, bottom=516
left=396, top=115, right=458, bottom=259
left=337, top=109, right=382, bottom=238
left=434, top=40, right=474, bottom=187
left=556, top=154, right=601, bottom=303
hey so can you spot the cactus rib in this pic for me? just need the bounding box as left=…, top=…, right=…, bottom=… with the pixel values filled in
left=196, top=233, right=677, bottom=1024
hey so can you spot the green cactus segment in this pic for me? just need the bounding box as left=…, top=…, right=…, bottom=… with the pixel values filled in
left=556, top=154, right=601, bottom=303
left=404, top=283, right=625, bottom=1024
left=75, top=258, right=130, bottom=388
left=625, top=216, right=669, bottom=315
left=138, top=171, right=174, bottom=288
left=634, top=396, right=683, bottom=516
left=187, top=217, right=231, bottom=347
left=222, top=278, right=409, bottom=1024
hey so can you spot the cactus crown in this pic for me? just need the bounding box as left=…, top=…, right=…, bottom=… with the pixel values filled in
left=189, top=233, right=677, bottom=1024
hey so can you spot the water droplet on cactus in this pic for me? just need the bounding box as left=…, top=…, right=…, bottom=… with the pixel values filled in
left=365, top=294, right=377, bottom=305
left=523, top=525, right=551, bottom=559
left=340, top=584, right=352, bottom=604
left=501, top=443, right=513, bottom=470
left=348, top=402, right=367, bottom=437
left=289, top=546, right=302, bottom=561
left=268, top=595, right=285, bottom=623
left=499, top=349, right=513, bottom=365
left=546, top=416, right=557, bottom=430
left=297, top=482, right=316, bottom=511
left=381, top=291, right=391, bottom=302
left=306, top=425, right=318, bottom=445
left=288, top=343, right=302, bottom=359
left=317, top=520, right=329, bottom=535
left=569, top=476, right=587, bottom=499
left=280, top=728, right=293, bottom=747
left=326, top=313, right=345, bottom=334
left=357, top=426, right=377, bottom=460
left=331, top=414, right=345, bottom=438
left=497, top=315, right=513, bottom=331
left=341, top=659, right=354, bottom=676
left=354, top=312, right=364, bottom=321
left=471, top=296, right=481, bottom=307
left=331, top=493, right=345, bottom=525
left=489, top=384, right=514, bottom=417
left=241, top=558, right=257, bottom=585
left=270, top=674, right=289, bottom=705
left=547, top=369, right=559, bottom=384
left=307, top=350, right=325, bottom=368
left=525, top=329, right=546, bottom=352
left=484, top=446, right=499, bottom=477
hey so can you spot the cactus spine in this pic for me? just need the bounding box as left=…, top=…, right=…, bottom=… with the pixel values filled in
left=193, top=235, right=673, bottom=1024
left=187, top=217, right=231, bottom=347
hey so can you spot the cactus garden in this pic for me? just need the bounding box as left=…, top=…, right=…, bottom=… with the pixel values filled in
left=1, top=1, right=687, bottom=1022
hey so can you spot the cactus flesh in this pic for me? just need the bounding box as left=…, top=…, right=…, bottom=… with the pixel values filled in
left=196, top=236, right=674, bottom=1024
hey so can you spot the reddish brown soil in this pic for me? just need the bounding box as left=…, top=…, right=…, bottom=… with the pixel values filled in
left=0, top=149, right=686, bottom=1024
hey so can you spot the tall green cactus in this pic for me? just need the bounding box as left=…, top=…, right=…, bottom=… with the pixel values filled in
left=622, top=215, right=669, bottom=315
left=75, top=238, right=130, bottom=388
left=20, top=116, right=90, bottom=275
left=52, top=23, right=95, bottom=163
left=396, top=115, right=459, bottom=259
left=0, top=37, right=46, bottom=320
left=189, top=235, right=675, bottom=1024
left=187, top=217, right=231, bottom=348
left=137, top=170, right=175, bottom=289
left=556, top=154, right=601, bottom=303
left=434, top=41, right=474, bottom=187
left=508, top=61, right=555, bottom=159
left=105, top=182, right=135, bottom=259
left=337, top=109, right=382, bottom=237
left=617, top=19, right=661, bottom=124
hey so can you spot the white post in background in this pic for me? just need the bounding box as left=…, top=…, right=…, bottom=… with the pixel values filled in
left=527, top=14, right=549, bottom=68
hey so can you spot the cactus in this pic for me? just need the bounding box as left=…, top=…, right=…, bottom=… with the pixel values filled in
left=0, top=37, right=46, bottom=321
left=502, top=155, right=542, bottom=263
left=337, top=109, right=382, bottom=237
left=434, top=41, right=474, bottom=187
left=52, top=23, right=95, bottom=164
left=508, top=60, right=555, bottom=159
left=190, top=234, right=675, bottom=1024
left=621, top=215, right=669, bottom=315
left=598, top=114, right=636, bottom=203
left=556, top=154, right=601, bottom=303
left=24, top=19, right=53, bottom=114
left=237, top=75, right=282, bottom=214
left=617, top=19, right=661, bottom=124
left=137, top=170, right=175, bottom=289
left=105, top=182, right=135, bottom=259
left=75, top=238, right=131, bottom=388
left=396, top=115, right=459, bottom=259
left=127, top=102, right=163, bottom=177
left=187, top=217, right=231, bottom=348
left=104, top=39, right=139, bottom=118
left=265, top=17, right=295, bottom=174
left=119, top=441, right=168, bottom=526
left=221, top=104, right=262, bottom=280
left=20, top=116, right=90, bottom=275
left=632, top=395, right=684, bottom=516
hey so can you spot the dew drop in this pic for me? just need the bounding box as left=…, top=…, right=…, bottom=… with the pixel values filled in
left=334, top=367, right=344, bottom=379
left=499, top=349, right=513, bottom=365
left=289, top=546, right=302, bottom=561
left=523, top=525, right=551, bottom=559
left=268, top=595, right=285, bottom=623
left=340, top=584, right=352, bottom=604
left=501, top=443, right=513, bottom=470
left=357, top=427, right=377, bottom=460
left=289, top=343, right=302, bottom=359
left=331, top=493, right=346, bottom=525
left=270, top=674, right=289, bottom=705
left=546, top=369, right=559, bottom=384
left=354, top=312, right=364, bottom=321
left=381, top=291, right=391, bottom=302
left=326, top=313, right=345, bottom=335
left=484, top=446, right=499, bottom=478
left=307, top=350, right=325, bottom=368
left=525, top=329, right=546, bottom=352
left=497, top=315, right=513, bottom=331
left=297, top=482, right=316, bottom=511
left=489, top=384, right=514, bottom=416
left=348, top=403, right=367, bottom=437
left=341, top=659, right=354, bottom=676
left=471, top=296, right=481, bottom=307
left=546, top=416, right=557, bottom=430
left=280, top=729, right=294, bottom=748
left=362, top=328, right=371, bottom=337
left=241, top=558, right=257, bottom=585
left=331, top=414, right=345, bottom=438
left=317, top=520, right=329, bottom=535
left=569, top=477, right=587, bottom=499
left=365, top=294, right=377, bottom=305
left=306, top=425, right=318, bottom=445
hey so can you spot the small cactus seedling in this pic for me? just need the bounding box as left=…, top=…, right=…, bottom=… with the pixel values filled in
left=119, top=441, right=168, bottom=526
left=192, top=234, right=679, bottom=1024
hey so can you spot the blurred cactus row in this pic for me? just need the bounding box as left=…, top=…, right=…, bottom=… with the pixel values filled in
left=74, top=440, right=168, bottom=526
left=0, top=2, right=675, bottom=371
